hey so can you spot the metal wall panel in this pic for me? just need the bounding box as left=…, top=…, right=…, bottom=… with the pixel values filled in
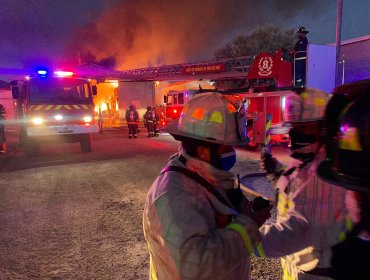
left=341, top=39, right=370, bottom=84
left=307, top=44, right=336, bottom=93
left=118, top=81, right=155, bottom=118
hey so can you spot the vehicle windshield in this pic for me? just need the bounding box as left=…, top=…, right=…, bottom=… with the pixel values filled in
left=29, top=78, right=92, bottom=104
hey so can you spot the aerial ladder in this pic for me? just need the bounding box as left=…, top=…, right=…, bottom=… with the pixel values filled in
left=76, top=56, right=256, bottom=82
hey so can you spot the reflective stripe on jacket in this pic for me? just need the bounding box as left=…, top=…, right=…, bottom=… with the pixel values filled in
left=261, top=149, right=348, bottom=280
left=143, top=154, right=262, bottom=280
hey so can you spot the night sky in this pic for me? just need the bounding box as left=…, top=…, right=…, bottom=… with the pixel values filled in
left=1, top=0, right=369, bottom=77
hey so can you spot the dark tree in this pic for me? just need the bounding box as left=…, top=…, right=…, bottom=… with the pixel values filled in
left=214, top=25, right=296, bottom=59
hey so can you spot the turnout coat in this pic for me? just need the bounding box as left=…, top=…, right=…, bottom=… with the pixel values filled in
left=143, top=151, right=264, bottom=280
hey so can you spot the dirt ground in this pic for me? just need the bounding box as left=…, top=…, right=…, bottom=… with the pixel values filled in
left=0, top=131, right=283, bottom=279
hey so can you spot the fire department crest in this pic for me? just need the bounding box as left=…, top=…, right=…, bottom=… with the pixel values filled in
left=258, top=56, right=273, bottom=76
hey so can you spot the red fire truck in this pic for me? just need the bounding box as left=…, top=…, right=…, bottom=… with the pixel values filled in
left=163, top=89, right=199, bottom=121
left=11, top=70, right=99, bottom=157
left=163, top=44, right=336, bottom=150
left=239, top=45, right=335, bottom=150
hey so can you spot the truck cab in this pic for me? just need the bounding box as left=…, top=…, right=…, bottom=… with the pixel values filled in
left=11, top=70, right=99, bottom=157
left=163, top=89, right=198, bottom=121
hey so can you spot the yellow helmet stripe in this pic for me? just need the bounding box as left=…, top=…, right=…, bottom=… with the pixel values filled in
left=209, top=111, right=223, bottom=123
left=339, top=127, right=362, bottom=151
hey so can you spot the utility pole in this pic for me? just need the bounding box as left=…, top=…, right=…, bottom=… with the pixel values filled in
left=335, top=0, right=343, bottom=86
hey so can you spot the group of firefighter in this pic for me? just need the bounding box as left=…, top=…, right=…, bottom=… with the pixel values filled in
left=143, top=79, right=370, bottom=280
left=143, top=106, right=160, bottom=137
left=125, top=104, right=161, bottom=139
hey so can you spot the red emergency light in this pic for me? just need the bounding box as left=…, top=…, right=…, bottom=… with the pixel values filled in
left=54, top=71, right=74, bottom=77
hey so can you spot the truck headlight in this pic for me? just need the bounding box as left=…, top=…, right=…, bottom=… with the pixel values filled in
left=54, top=114, right=63, bottom=121
left=83, top=116, right=92, bottom=123
left=32, top=117, right=44, bottom=125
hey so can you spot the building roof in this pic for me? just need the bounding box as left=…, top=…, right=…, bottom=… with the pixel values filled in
left=329, top=34, right=370, bottom=46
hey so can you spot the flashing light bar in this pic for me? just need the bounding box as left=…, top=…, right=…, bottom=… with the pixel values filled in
left=54, top=71, right=73, bottom=77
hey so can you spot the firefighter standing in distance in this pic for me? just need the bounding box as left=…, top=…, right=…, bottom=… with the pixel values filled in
left=0, top=104, right=6, bottom=154
left=291, top=27, right=309, bottom=87
left=152, top=107, right=160, bottom=137
left=259, top=88, right=351, bottom=280
left=98, top=107, right=103, bottom=134
left=143, top=106, right=154, bottom=137
left=125, top=104, right=139, bottom=138
left=143, top=93, right=272, bottom=280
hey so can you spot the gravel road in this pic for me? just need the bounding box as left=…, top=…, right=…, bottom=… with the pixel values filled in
left=0, top=133, right=283, bottom=279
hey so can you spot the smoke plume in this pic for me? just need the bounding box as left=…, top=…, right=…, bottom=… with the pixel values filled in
left=67, top=0, right=330, bottom=70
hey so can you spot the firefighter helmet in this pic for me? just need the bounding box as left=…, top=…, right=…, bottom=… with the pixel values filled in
left=318, top=93, right=370, bottom=192
left=0, top=104, right=5, bottom=115
left=283, top=88, right=331, bottom=123
left=297, top=27, right=309, bottom=34
left=162, top=92, right=249, bottom=146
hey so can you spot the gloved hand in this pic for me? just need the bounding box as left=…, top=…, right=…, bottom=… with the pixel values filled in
left=260, top=154, right=278, bottom=174
left=252, top=196, right=271, bottom=211
left=238, top=197, right=272, bottom=228
left=260, top=154, right=285, bottom=178
left=250, top=203, right=273, bottom=227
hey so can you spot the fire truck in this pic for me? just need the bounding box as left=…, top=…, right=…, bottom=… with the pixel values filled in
left=239, top=44, right=335, bottom=150
left=11, top=70, right=99, bottom=157
left=163, top=89, right=200, bottom=121
left=162, top=44, right=336, bottom=150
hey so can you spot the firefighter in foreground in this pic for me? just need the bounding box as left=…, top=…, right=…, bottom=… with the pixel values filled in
left=143, top=92, right=272, bottom=280
left=0, top=104, right=6, bottom=154
left=317, top=81, right=370, bottom=279
left=260, top=88, right=350, bottom=279
left=144, top=106, right=155, bottom=137
left=125, top=104, right=139, bottom=139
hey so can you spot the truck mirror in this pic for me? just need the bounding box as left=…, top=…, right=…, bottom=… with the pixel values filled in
left=11, top=87, right=19, bottom=99
left=92, top=85, right=98, bottom=96
left=163, top=96, right=167, bottom=104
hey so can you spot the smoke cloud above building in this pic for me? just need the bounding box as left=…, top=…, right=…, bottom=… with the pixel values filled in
left=67, top=0, right=330, bottom=70
left=3, top=0, right=370, bottom=72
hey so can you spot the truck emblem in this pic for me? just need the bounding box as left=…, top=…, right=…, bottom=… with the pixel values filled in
left=258, top=57, right=273, bottom=76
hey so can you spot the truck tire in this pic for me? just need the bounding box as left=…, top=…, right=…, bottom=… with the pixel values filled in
left=245, top=124, right=261, bottom=151
left=80, top=134, right=92, bottom=153
left=21, top=129, right=41, bottom=158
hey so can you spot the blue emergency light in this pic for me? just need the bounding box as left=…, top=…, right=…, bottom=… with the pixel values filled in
left=37, top=69, right=48, bottom=76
